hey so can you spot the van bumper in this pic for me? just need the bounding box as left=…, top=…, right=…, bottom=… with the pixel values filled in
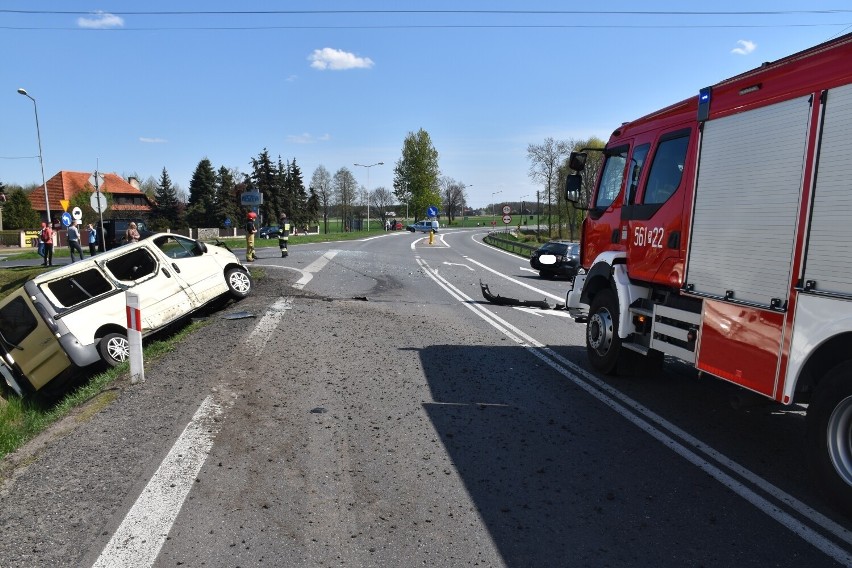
left=59, top=335, right=101, bottom=367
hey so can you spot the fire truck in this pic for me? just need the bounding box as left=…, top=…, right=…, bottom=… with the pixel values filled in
left=564, top=32, right=852, bottom=513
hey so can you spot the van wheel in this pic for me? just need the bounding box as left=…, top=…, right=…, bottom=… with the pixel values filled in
left=226, top=268, right=252, bottom=299
left=99, top=333, right=129, bottom=367
left=807, top=361, right=852, bottom=515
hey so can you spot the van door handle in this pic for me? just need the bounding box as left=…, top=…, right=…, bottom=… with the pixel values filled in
left=162, top=267, right=172, bottom=278
left=171, top=263, right=181, bottom=273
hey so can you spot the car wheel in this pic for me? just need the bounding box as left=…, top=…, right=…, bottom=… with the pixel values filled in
left=99, top=333, right=129, bottom=367
left=586, top=288, right=622, bottom=374
left=226, top=268, right=252, bottom=299
left=807, top=361, right=852, bottom=516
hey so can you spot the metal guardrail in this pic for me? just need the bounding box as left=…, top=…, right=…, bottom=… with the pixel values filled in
left=483, top=232, right=539, bottom=258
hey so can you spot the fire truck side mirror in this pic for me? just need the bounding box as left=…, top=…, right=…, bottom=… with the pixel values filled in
left=569, top=151, right=588, bottom=171
left=565, top=174, right=582, bottom=203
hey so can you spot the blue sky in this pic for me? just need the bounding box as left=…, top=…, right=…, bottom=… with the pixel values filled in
left=2, top=2, right=850, bottom=210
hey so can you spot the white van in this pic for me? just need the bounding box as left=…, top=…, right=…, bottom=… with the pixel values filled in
left=0, top=233, right=251, bottom=395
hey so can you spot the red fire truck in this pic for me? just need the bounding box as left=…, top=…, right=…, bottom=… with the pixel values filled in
left=564, top=32, right=852, bottom=513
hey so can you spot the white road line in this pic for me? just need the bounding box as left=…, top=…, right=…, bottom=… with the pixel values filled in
left=463, top=255, right=564, bottom=303
left=247, top=297, right=294, bottom=357
left=293, top=249, right=339, bottom=289
left=417, top=257, right=852, bottom=566
left=92, top=396, right=223, bottom=568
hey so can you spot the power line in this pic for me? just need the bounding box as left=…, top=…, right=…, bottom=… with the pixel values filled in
left=1, top=9, right=851, bottom=16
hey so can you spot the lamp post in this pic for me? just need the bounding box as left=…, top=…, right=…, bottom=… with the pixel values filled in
left=17, top=88, right=51, bottom=225
left=491, top=190, right=502, bottom=226
left=354, top=162, right=383, bottom=232
left=0, top=189, right=6, bottom=231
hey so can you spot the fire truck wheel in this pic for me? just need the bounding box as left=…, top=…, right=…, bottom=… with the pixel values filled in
left=807, top=360, right=852, bottom=515
left=586, top=288, right=621, bottom=374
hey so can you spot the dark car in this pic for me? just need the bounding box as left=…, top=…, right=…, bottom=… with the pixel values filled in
left=529, top=240, right=581, bottom=279
left=258, top=226, right=279, bottom=239
left=98, top=219, right=151, bottom=251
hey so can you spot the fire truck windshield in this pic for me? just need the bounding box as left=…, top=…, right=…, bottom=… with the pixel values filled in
left=594, top=147, right=628, bottom=209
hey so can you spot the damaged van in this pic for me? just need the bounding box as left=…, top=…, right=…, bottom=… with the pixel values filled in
left=0, top=233, right=252, bottom=395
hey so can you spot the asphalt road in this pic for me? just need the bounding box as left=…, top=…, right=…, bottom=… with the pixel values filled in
left=1, top=229, right=851, bottom=567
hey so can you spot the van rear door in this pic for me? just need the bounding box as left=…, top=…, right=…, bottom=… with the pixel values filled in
left=0, top=289, right=70, bottom=391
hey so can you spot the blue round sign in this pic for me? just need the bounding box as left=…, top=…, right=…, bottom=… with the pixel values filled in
left=224, top=217, right=232, bottom=227
left=426, top=205, right=438, bottom=217
left=61, top=212, right=73, bottom=227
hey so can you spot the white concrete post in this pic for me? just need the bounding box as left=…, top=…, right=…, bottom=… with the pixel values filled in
left=125, top=291, right=145, bottom=384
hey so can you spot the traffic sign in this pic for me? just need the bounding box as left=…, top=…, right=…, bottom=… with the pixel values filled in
left=71, top=207, right=83, bottom=221
left=502, top=214, right=512, bottom=224
left=89, top=172, right=105, bottom=190
left=427, top=205, right=438, bottom=217
left=502, top=205, right=511, bottom=215
left=224, top=217, right=232, bottom=227
left=60, top=199, right=70, bottom=212
left=90, top=191, right=108, bottom=212
left=240, top=191, right=263, bottom=206
left=61, top=212, right=73, bottom=227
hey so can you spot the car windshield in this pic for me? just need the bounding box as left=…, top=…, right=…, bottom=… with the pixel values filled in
left=541, top=242, right=569, bottom=254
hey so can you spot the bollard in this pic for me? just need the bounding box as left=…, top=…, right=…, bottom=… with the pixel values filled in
left=125, top=291, right=145, bottom=384
left=429, top=229, right=434, bottom=245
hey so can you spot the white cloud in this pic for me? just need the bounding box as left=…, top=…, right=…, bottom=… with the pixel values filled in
left=731, top=40, right=756, bottom=55
left=139, top=137, right=167, bottom=144
left=77, top=11, right=124, bottom=29
left=286, top=75, right=298, bottom=82
left=308, top=48, right=374, bottom=71
left=287, top=133, right=331, bottom=144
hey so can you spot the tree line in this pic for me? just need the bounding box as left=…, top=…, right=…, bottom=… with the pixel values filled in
left=1, top=128, right=474, bottom=233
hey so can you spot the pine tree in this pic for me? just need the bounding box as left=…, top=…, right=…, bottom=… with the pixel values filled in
left=154, top=167, right=181, bottom=230
left=250, top=149, right=277, bottom=225
left=215, top=166, right=239, bottom=229
left=186, top=158, right=218, bottom=227
left=3, top=188, right=40, bottom=229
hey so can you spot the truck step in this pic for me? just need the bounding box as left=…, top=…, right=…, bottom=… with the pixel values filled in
left=622, top=342, right=650, bottom=355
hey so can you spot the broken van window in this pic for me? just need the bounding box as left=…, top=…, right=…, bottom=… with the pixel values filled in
left=46, top=269, right=113, bottom=308
left=105, top=248, right=158, bottom=282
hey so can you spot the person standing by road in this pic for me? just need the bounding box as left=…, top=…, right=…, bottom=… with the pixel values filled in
left=245, top=211, right=258, bottom=262
left=39, top=221, right=54, bottom=267
left=67, top=220, right=84, bottom=262
left=278, top=213, right=291, bottom=257
left=87, top=223, right=98, bottom=256
left=125, top=222, right=140, bottom=243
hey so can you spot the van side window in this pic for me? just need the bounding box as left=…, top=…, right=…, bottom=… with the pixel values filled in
left=595, top=146, right=629, bottom=209
left=47, top=269, right=113, bottom=308
left=155, top=235, right=201, bottom=259
left=0, top=296, right=38, bottom=345
left=105, top=248, right=158, bottom=282
left=643, top=133, right=690, bottom=205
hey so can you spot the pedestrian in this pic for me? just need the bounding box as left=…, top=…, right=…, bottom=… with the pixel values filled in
left=39, top=221, right=54, bottom=266
left=87, top=223, right=98, bottom=256
left=278, top=213, right=291, bottom=258
left=125, top=222, right=140, bottom=243
left=67, top=220, right=84, bottom=262
left=245, top=211, right=258, bottom=262
left=385, top=219, right=390, bottom=231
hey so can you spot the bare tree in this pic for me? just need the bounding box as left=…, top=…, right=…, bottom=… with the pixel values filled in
left=333, top=167, right=357, bottom=231
left=310, top=165, right=332, bottom=234
left=527, top=137, right=571, bottom=238
left=371, top=186, right=394, bottom=224
left=439, top=176, right=468, bottom=224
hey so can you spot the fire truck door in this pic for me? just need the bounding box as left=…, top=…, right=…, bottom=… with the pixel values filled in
left=624, top=130, right=692, bottom=288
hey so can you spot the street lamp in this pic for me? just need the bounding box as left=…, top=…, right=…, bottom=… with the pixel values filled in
left=354, top=162, right=383, bottom=232
left=17, top=88, right=51, bottom=225
left=491, top=190, right=502, bottom=226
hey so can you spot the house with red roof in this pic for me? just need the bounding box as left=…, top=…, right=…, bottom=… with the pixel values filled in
left=28, top=171, right=154, bottom=223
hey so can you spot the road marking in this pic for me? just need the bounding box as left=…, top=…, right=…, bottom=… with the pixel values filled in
left=92, top=396, right=223, bottom=568
left=463, top=255, right=564, bottom=302
left=246, top=297, right=293, bottom=357
left=443, top=261, right=474, bottom=271
left=417, top=256, right=852, bottom=566
left=512, top=306, right=573, bottom=318
left=293, top=249, right=339, bottom=289
left=520, top=267, right=538, bottom=274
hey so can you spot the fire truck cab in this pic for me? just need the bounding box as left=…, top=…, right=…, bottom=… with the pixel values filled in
left=565, top=33, right=852, bottom=514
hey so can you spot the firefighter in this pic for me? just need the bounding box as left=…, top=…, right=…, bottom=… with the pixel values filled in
left=245, top=211, right=258, bottom=262
left=278, top=213, right=291, bottom=257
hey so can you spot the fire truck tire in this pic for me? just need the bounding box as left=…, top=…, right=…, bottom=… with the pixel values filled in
left=807, top=360, right=852, bottom=515
left=586, top=288, right=621, bottom=375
